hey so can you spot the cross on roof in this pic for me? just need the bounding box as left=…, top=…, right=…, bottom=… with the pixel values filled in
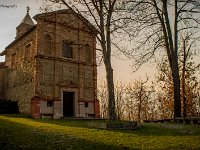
left=27, top=6, right=30, bottom=13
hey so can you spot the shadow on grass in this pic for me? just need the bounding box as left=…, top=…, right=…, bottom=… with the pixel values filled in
left=0, top=117, right=132, bottom=150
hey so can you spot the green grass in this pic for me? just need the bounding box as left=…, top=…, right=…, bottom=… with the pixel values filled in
left=0, top=114, right=200, bottom=149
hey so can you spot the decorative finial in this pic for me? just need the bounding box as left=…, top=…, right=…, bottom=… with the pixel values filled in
left=27, top=6, right=30, bottom=13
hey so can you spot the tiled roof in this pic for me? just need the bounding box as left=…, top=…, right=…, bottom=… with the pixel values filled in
left=19, top=12, right=34, bottom=26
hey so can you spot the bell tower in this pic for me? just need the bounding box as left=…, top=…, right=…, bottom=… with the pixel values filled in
left=16, top=7, right=34, bottom=38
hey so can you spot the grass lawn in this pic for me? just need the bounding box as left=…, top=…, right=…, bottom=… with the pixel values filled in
left=0, top=114, right=200, bottom=149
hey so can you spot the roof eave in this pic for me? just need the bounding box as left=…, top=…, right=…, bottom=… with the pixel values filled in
left=0, top=50, right=6, bottom=56
left=5, top=25, right=37, bottom=50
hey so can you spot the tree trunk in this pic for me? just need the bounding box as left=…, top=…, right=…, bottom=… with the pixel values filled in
left=162, top=0, right=182, bottom=118
left=104, top=7, right=116, bottom=120
left=173, top=0, right=181, bottom=118
left=105, top=60, right=116, bottom=120
left=172, top=62, right=182, bottom=118
left=182, top=39, right=187, bottom=118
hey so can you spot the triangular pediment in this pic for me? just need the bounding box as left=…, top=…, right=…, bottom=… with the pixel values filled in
left=34, top=9, right=98, bottom=34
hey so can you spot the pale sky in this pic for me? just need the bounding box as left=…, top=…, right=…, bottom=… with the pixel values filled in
left=0, top=0, right=199, bottom=83
left=0, top=0, right=41, bottom=58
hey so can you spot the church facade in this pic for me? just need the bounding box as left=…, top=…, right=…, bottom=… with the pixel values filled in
left=0, top=9, right=100, bottom=119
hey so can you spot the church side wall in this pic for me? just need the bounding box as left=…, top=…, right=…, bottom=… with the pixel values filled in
left=0, top=66, right=7, bottom=99
left=4, top=30, right=37, bottom=114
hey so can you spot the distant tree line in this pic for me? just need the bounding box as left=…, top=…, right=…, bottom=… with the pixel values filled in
left=98, top=67, right=200, bottom=122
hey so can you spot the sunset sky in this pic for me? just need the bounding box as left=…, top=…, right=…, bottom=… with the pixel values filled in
left=0, top=0, right=199, bottom=83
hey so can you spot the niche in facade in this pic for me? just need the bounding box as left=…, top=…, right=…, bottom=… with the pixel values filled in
left=43, top=34, right=52, bottom=56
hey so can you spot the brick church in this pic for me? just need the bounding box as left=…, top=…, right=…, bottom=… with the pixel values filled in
left=0, top=8, right=100, bottom=119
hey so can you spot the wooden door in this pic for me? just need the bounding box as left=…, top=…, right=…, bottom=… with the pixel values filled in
left=63, top=92, right=74, bottom=117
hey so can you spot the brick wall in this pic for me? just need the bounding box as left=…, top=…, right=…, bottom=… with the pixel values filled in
left=3, top=29, right=36, bottom=114
left=0, top=66, right=7, bottom=99
left=34, top=12, right=98, bottom=117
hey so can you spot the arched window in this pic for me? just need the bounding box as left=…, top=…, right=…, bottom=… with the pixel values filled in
left=11, top=53, right=16, bottom=67
left=25, top=43, right=31, bottom=59
left=63, top=41, right=73, bottom=58
left=85, top=45, right=91, bottom=63
left=43, top=34, right=52, bottom=56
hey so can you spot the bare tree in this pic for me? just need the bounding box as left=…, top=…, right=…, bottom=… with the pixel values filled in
left=125, top=0, right=200, bottom=118
left=156, top=43, right=200, bottom=119
left=156, top=60, right=175, bottom=119
left=126, top=77, right=153, bottom=122
left=179, top=32, right=200, bottom=118
left=115, top=81, right=127, bottom=120
left=97, top=81, right=108, bottom=118
left=180, top=44, right=199, bottom=117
